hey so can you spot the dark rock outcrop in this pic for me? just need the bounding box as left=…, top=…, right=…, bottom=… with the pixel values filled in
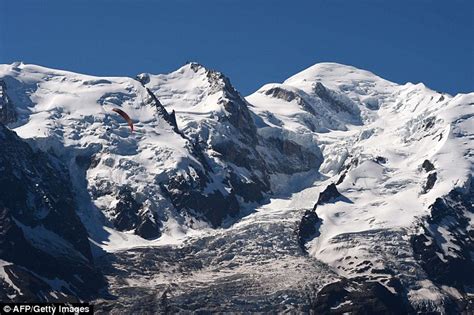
left=263, top=137, right=322, bottom=174
left=422, top=172, right=437, bottom=193
left=161, top=167, right=240, bottom=227
left=113, top=186, right=141, bottom=232
left=0, top=124, right=104, bottom=301
left=296, top=210, right=321, bottom=252
left=421, top=159, right=435, bottom=172
left=264, top=86, right=303, bottom=104
left=135, top=217, right=161, bottom=240
left=316, top=183, right=344, bottom=206
left=336, top=172, right=346, bottom=185
left=144, top=87, right=180, bottom=134
left=423, top=116, right=436, bottom=131
left=412, top=186, right=474, bottom=291
left=411, top=183, right=474, bottom=312
left=310, top=277, right=413, bottom=315
left=375, top=156, right=387, bottom=164
left=0, top=80, right=17, bottom=124
left=110, top=186, right=161, bottom=239
left=228, top=172, right=266, bottom=203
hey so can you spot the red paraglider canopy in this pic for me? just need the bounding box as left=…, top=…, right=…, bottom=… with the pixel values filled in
left=112, top=108, right=134, bottom=132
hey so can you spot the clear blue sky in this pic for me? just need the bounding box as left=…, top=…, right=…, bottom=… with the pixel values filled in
left=1, top=0, right=473, bottom=95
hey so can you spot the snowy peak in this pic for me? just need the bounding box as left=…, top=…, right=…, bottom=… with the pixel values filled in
left=140, top=62, right=261, bottom=157
left=247, top=62, right=458, bottom=135
left=283, top=62, right=396, bottom=96
left=280, top=62, right=409, bottom=114
left=282, top=62, right=454, bottom=112
left=139, top=62, right=260, bottom=144
left=138, top=62, right=245, bottom=116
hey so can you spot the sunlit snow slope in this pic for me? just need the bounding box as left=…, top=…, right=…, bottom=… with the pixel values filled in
left=247, top=62, right=473, bottom=311
left=0, top=62, right=250, bottom=245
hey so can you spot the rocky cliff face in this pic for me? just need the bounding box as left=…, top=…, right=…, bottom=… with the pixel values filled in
left=140, top=62, right=324, bottom=203
left=0, top=124, right=104, bottom=301
left=411, top=183, right=474, bottom=311
left=0, top=80, right=17, bottom=124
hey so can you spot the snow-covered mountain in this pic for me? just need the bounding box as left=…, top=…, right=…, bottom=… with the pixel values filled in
left=0, top=61, right=472, bottom=313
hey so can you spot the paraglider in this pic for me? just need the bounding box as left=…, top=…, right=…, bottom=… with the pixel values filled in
left=111, top=108, right=134, bottom=133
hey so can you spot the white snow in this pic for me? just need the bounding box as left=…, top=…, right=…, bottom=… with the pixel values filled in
left=408, top=280, right=446, bottom=312
left=139, top=63, right=229, bottom=134
left=0, top=260, right=23, bottom=297
left=245, top=62, right=473, bottom=281
left=14, top=219, right=90, bottom=262
left=0, top=62, right=209, bottom=249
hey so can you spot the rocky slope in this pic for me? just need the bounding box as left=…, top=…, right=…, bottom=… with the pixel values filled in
left=139, top=62, right=323, bottom=198
left=0, top=123, right=104, bottom=301
left=0, top=61, right=472, bottom=313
